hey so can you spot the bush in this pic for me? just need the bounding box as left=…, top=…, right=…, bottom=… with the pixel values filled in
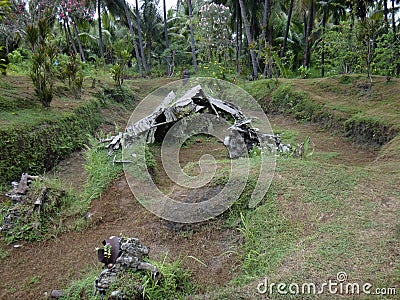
left=26, top=19, right=58, bottom=107
left=7, top=49, right=24, bottom=64
left=55, top=53, right=84, bottom=99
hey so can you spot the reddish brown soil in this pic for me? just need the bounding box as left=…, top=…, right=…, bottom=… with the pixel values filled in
left=0, top=121, right=240, bottom=300
left=0, top=175, right=241, bottom=299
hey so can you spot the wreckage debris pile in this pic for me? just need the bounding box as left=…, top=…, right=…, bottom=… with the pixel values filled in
left=103, top=85, right=300, bottom=158
left=0, top=173, right=65, bottom=242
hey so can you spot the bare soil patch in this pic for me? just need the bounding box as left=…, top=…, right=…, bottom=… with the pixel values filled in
left=0, top=174, right=241, bottom=299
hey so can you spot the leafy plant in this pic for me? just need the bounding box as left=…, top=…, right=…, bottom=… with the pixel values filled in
left=298, top=65, right=310, bottom=79
left=7, top=49, right=24, bottom=64
left=110, top=63, right=125, bottom=86
left=26, top=18, right=58, bottom=107
left=111, top=39, right=133, bottom=86
left=316, top=21, right=361, bottom=75
left=0, top=45, right=7, bottom=75
left=56, top=53, right=84, bottom=99
left=374, top=29, right=400, bottom=80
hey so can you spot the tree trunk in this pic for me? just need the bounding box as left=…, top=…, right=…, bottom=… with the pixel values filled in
left=280, top=0, right=294, bottom=58
left=66, top=21, right=78, bottom=56
left=188, top=0, right=198, bottom=74
left=239, top=11, right=242, bottom=68
left=257, top=0, right=271, bottom=74
left=384, top=0, right=389, bottom=30
left=238, top=0, right=258, bottom=79
left=72, top=20, right=86, bottom=62
left=349, top=1, right=355, bottom=29
left=98, top=0, right=104, bottom=58
left=303, top=0, right=314, bottom=68
left=235, top=0, right=240, bottom=73
left=147, top=37, right=152, bottom=70
left=321, top=6, right=326, bottom=77
left=123, top=0, right=143, bottom=77
left=135, top=0, right=149, bottom=75
left=392, top=0, right=396, bottom=32
left=62, top=24, right=69, bottom=54
left=163, top=0, right=172, bottom=76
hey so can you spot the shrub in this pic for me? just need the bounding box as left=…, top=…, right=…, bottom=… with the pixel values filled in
left=26, top=18, right=58, bottom=107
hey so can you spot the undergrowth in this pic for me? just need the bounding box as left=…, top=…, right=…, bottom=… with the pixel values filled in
left=81, top=136, right=123, bottom=205
left=0, top=177, right=75, bottom=244
left=60, top=257, right=194, bottom=300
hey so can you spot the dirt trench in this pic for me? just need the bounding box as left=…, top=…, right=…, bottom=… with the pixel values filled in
left=0, top=103, right=379, bottom=299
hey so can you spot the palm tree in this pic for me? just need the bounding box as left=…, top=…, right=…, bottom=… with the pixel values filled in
left=303, top=0, right=314, bottom=67
left=72, top=18, right=86, bottom=62
left=280, top=0, right=295, bottom=58
left=391, top=0, right=398, bottom=32
left=257, top=1, right=269, bottom=66
left=0, top=0, right=10, bottom=20
left=97, top=0, right=104, bottom=58
left=122, top=0, right=143, bottom=77
left=257, top=0, right=272, bottom=77
left=188, top=0, right=198, bottom=74
left=383, top=0, right=389, bottom=29
left=238, top=0, right=258, bottom=78
left=317, top=0, right=347, bottom=76
left=135, top=0, right=149, bottom=75
left=163, top=0, right=172, bottom=75
left=142, top=0, right=161, bottom=72
left=235, top=0, right=242, bottom=73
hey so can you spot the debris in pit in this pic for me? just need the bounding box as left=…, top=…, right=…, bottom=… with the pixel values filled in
left=94, top=236, right=160, bottom=298
left=0, top=173, right=65, bottom=243
left=102, top=85, right=296, bottom=158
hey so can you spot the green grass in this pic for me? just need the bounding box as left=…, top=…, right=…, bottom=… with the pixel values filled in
left=81, top=137, right=123, bottom=203
left=0, top=108, right=66, bottom=127
left=60, top=266, right=102, bottom=300
left=294, top=76, right=400, bottom=132
left=60, top=257, right=194, bottom=300
left=244, top=75, right=400, bottom=148
left=235, top=193, right=298, bottom=284
left=273, top=129, right=299, bottom=145
left=192, top=139, right=399, bottom=298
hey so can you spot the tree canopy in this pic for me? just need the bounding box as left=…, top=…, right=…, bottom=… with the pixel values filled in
left=0, top=0, right=399, bottom=87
